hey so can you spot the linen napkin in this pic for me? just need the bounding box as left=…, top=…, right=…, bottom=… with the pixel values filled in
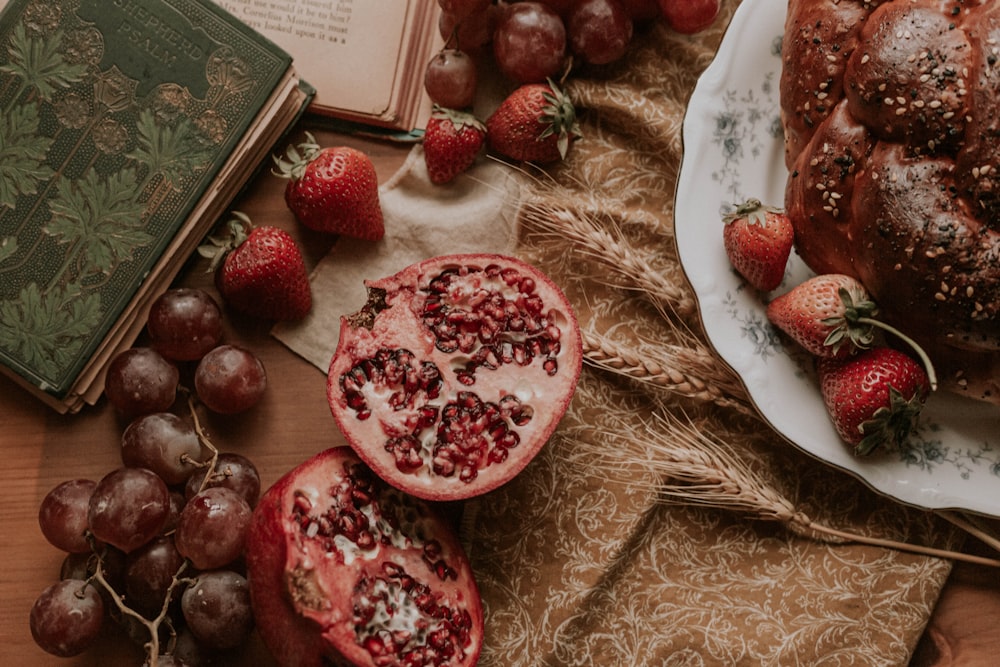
left=272, top=146, right=523, bottom=371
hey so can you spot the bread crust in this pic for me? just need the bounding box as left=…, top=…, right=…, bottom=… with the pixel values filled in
left=782, top=0, right=1000, bottom=403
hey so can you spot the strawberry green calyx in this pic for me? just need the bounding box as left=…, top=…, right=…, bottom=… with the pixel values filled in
left=271, top=132, right=322, bottom=181
left=821, top=285, right=878, bottom=354
left=855, top=384, right=926, bottom=456
left=431, top=105, right=486, bottom=133
left=539, top=79, right=581, bottom=160
left=197, top=211, right=252, bottom=272
left=831, top=288, right=939, bottom=392
left=723, top=198, right=783, bottom=227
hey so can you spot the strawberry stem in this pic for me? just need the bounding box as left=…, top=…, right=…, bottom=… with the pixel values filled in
left=822, top=286, right=878, bottom=354
left=272, top=132, right=320, bottom=181
left=197, top=211, right=252, bottom=273
left=827, top=284, right=938, bottom=391
left=854, top=384, right=925, bottom=456
left=856, top=316, right=938, bottom=391
left=540, top=78, right=581, bottom=160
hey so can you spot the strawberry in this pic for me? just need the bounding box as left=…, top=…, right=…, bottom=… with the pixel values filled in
left=767, top=274, right=877, bottom=358
left=273, top=133, right=384, bottom=240
left=198, top=212, right=312, bottom=321
left=817, top=347, right=930, bottom=456
left=486, top=79, right=581, bottom=163
left=722, top=198, right=793, bottom=292
left=423, top=107, right=486, bottom=184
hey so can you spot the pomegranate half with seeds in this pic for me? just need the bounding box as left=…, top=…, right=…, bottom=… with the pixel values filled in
left=327, top=253, right=582, bottom=501
left=246, top=447, right=483, bottom=667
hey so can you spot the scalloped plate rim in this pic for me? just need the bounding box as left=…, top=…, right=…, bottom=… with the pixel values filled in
left=674, top=0, right=1000, bottom=518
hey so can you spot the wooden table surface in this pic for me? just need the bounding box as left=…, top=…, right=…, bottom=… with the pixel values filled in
left=1, top=127, right=998, bottom=666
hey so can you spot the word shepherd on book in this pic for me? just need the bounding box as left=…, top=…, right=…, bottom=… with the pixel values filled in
left=0, top=0, right=312, bottom=413
left=214, top=0, right=441, bottom=133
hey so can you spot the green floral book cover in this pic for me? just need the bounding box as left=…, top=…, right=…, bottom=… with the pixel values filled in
left=0, top=0, right=296, bottom=401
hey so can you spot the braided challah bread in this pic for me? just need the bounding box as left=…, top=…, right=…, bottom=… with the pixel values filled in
left=781, top=0, right=1000, bottom=404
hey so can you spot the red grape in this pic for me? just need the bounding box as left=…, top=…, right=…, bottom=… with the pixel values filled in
left=493, top=2, right=568, bottom=84
left=34, top=398, right=267, bottom=662
left=125, top=536, right=185, bottom=619
left=164, top=490, right=186, bottom=533
left=658, top=0, right=720, bottom=34
left=439, top=4, right=498, bottom=52
left=194, top=344, right=267, bottom=414
left=59, top=549, right=122, bottom=607
left=104, top=347, right=179, bottom=418
left=30, top=580, right=105, bottom=657
left=180, top=570, right=254, bottom=649
left=184, top=452, right=261, bottom=507
left=121, top=412, right=206, bottom=485
left=59, top=551, right=94, bottom=581
left=438, top=0, right=490, bottom=21
left=146, top=288, right=223, bottom=362
left=38, top=479, right=96, bottom=554
left=568, top=0, right=634, bottom=65
left=95, top=546, right=128, bottom=591
left=164, top=627, right=208, bottom=667
left=174, top=487, right=251, bottom=570
left=87, top=467, right=171, bottom=553
left=424, top=48, right=478, bottom=109
left=535, top=0, right=580, bottom=16
left=618, top=0, right=660, bottom=20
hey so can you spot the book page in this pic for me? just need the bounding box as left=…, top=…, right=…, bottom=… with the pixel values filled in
left=213, top=0, right=415, bottom=121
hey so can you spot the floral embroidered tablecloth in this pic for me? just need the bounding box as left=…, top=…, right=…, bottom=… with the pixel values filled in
left=278, top=1, right=965, bottom=663
left=461, top=2, right=962, bottom=664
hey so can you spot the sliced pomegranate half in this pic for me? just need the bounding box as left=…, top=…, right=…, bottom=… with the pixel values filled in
left=245, top=447, right=483, bottom=667
left=327, top=253, right=582, bottom=501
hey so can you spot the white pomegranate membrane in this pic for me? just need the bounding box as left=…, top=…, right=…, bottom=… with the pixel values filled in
left=246, top=447, right=483, bottom=667
left=327, top=254, right=582, bottom=501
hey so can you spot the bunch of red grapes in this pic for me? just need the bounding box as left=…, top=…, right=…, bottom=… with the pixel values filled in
left=30, top=288, right=266, bottom=666
left=425, top=0, right=721, bottom=107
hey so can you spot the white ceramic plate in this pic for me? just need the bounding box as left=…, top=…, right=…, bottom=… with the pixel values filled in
left=675, top=0, right=1000, bottom=517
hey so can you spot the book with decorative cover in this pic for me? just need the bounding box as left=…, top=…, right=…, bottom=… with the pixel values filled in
left=0, top=0, right=312, bottom=412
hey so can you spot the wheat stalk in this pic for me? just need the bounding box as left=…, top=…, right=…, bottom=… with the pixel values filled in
left=574, top=410, right=1000, bottom=568
left=582, top=329, right=753, bottom=416
left=937, top=511, right=1000, bottom=555
left=520, top=198, right=697, bottom=319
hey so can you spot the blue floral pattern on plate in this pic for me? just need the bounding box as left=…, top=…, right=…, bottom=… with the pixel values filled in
left=674, top=0, right=1000, bottom=516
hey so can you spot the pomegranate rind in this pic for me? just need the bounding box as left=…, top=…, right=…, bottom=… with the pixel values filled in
left=246, top=447, right=484, bottom=667
left=326, top=253, right=582, bottom=501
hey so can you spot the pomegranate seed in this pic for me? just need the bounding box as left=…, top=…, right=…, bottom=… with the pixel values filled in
left=293, top=490, right=313, bottom=513
left=386, top=436, right=424, bottom=473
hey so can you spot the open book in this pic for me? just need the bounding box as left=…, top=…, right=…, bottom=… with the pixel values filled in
left=0, top=0, right=312, bottom=412
left=213, top=0, right=442, bottom=133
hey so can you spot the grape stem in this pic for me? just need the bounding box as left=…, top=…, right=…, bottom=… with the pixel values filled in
left=89, top=544, right=190, bottom=666
left=82, top=395, right=224, bottom=666
left=187, top=393, right=221, bottom=495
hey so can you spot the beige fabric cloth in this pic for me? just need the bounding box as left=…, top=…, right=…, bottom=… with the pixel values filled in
left=276, top=1, right=962, bottom=663
left=272, top=147, right=522, bottom=369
